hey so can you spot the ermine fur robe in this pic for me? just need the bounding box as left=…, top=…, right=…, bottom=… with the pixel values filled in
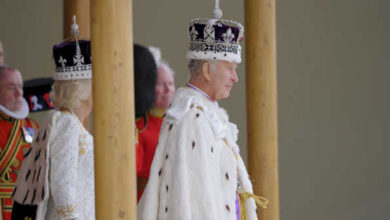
left=138, top=87, right=257, bottom=220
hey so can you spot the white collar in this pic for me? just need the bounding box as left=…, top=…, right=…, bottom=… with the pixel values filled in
left=0, top=99, right=29, bottom=119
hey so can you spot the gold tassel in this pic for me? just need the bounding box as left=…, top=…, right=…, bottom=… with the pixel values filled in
left=239, top=191, right=269, bottom=220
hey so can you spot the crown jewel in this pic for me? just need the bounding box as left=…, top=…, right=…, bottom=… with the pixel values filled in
left=52, top=15, right=92, bottom=81
left=186, top=0, right=244, bottom=63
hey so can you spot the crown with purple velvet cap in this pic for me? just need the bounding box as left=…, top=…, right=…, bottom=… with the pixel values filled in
left=52, top=16, right=92, bottom=81
left=186, top=0, right=244, bottom=63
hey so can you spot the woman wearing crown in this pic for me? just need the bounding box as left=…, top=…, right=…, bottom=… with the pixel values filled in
left=11, top=17, right=95, bottom=220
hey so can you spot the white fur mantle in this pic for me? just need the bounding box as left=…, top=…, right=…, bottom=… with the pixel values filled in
left=138, top=87, right=257, bottom=220
left=12, top=110, right=95, bottom=220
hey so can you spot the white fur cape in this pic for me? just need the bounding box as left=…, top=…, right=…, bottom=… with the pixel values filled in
left=138, top=87, right=257, bottom=220
left=12, top=110, right=95, bottom=220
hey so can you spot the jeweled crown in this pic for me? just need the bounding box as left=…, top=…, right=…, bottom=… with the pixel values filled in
left=52, top=16, right=92, bottom=81
left=186, top=0, right=244, bottom=63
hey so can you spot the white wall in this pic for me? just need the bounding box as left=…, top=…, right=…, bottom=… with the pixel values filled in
left=0, top=0, right=63, bottom=79
left=277, top=1, right=390, bottom=219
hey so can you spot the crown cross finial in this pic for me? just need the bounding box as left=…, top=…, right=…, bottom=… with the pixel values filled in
left=58, top=56, right=67, bottom=67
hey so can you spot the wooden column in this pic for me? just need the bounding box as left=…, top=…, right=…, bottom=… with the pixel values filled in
left=64, top=0, right=90, bottom=39
left=91, top=0, right=136, bottom=219
left=245, top=0, right=280, bottom=220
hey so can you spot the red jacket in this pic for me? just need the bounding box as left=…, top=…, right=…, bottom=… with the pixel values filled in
left=0, top=112, right=38, bottom=220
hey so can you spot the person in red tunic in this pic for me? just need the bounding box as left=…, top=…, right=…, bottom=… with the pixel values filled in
left=133, top=44, right=157, bottom=201
left=136, top=47, right=175, bottom=200
left=0, top=66, right=38, bottom=220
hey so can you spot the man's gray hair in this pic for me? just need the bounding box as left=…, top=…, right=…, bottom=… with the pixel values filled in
left=159, top=60, right=175, bottom=76
left=0, top=65, right=18, bottom=81
left=187, top=59, right=217, bottom=80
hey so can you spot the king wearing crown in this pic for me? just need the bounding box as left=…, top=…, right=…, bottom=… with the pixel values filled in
left=137, top=1, right=267, bottom=219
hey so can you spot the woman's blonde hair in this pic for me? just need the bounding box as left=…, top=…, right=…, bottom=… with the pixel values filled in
left=50, top=79, right=92, bottom=109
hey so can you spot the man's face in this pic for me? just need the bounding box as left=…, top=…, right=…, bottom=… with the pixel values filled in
left=0, top=41, right=4, bottom=65
left=209, top=60, right=238, bottom=101
left=154, top=66, right=175, bottom=109
left=0, top=70, right=24, bottom=112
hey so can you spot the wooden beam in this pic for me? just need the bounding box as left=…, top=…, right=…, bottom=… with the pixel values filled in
left=91, top=0, right=136, bottom=219
left=245, top=0, right=280, bottom=219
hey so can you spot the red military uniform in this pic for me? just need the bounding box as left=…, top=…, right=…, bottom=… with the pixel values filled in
left=136, top=107, right=165, bottom=200
left=0, top=111, right=38, bottom=220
